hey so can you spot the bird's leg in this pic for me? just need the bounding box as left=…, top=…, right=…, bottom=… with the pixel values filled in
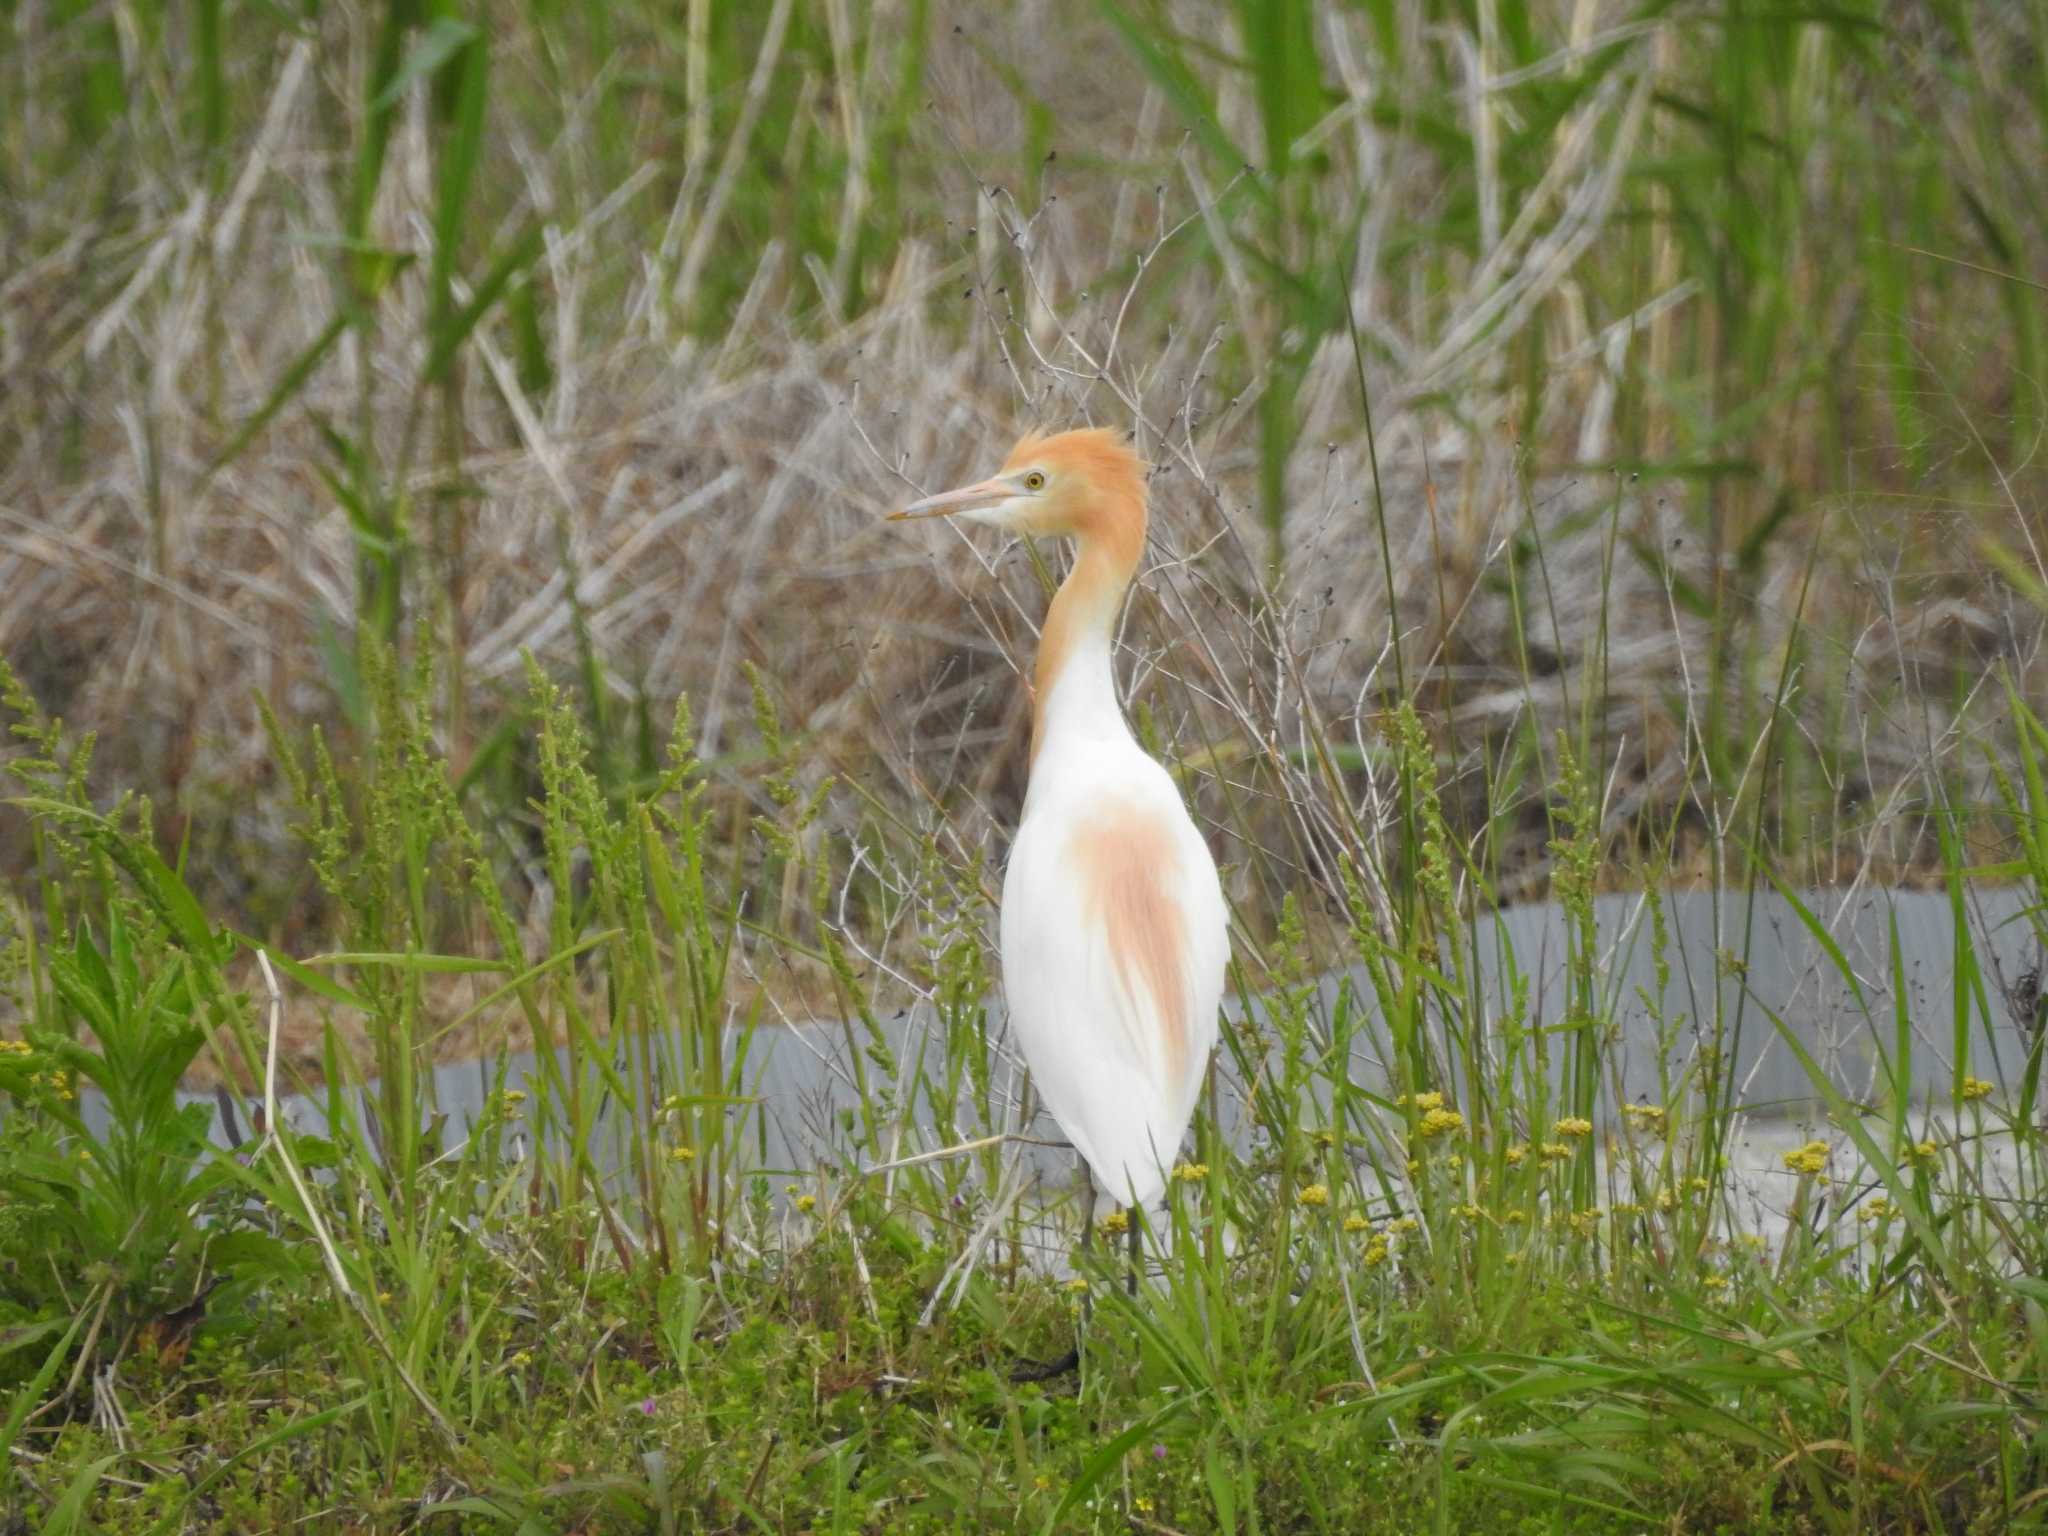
left=1010, top=1163, right=1090, bottom=1383
left=1125, top=1204, right=1140, bottom=1297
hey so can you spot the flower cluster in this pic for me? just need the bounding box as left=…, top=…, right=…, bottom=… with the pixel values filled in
left=1555, top=1117, right=1593, bottom=1139
left=1295, top=1183, right=1329, bottom=1208
left=1172, top=1161, right=1209, bottom=1183
left=1622, top=1102, right=1667, bottom=1131
left=1100, top=1207, right=1132, bottom=1234
left=1960, top=1077, right=1993, bottom=1101
left=1858, top=1197, right=1898, bottom=1223
left=3, top=1040, right=75, bottom=1099
left=1781, top=1139, right=1830, bottom=1176
left=1418, top=1107, right=1465, bottom=1139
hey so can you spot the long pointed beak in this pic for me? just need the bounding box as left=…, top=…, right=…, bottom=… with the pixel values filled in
left=888, top=477, right=1013, bottom=521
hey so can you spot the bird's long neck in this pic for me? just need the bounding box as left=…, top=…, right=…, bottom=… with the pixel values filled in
left=1030, top=495, right=1145, bottom=770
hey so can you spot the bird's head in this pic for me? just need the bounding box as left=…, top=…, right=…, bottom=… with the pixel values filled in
left=891, top=428, right=1147, bottom=546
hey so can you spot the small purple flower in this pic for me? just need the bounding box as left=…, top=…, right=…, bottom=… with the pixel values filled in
left=1151, top=1442, right=1168, bottom=1461
left=638, top=1397, right=657, bottom=1416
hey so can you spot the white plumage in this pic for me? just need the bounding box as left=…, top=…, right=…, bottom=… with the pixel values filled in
left=1001, top=737, right=1227, bottom=1210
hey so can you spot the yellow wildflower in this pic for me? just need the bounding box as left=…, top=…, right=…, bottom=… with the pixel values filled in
left=1623, top=1103, right=1667, bottom=1129
left=1396, top=1090, right=1445, bottom=1111
left=1504, top=1144, right=1528, bottom=1166
left=1313, top=1129, right=1336, bottom=1150
left=1135, top=1497, right=1154, bottom=1514
left=1391, top=1215, right=1420, bottom=1234
left=1172, top=1161, right=1209, bottom=1182
left=1556, top=1117, right=1593, bottom=1139
left=670, top=1145, right=696, bottom=1163
left=1858, top=1197, right=1896, bottom=1223
left=1503, top=1210, right=1527, bottom=1225
left=1100, top=1208, right=1131, bottom=1234
left=1362, top=1238, right=1390, bottom=1268
left=1702, top=1273, right=1729, bottom=1291
left=1540, top=1142, right=1573, bottom=1162
left=1781, top=1140, right=1830, bottom=1176
left=1064, top=1277, right=1089, bottom=1294
left=1907, top=1139, right=1939, bottom=1162
left=503, top=1088, right=527, bottom=1105
left=1688, top=1176, right=1710, bottom=1195
left=1296, top=1183, right=1329, bottom=1208
left=1418, top=1107, right=1465, bottom=1139
left=1960, top=1076, right=1993, bottom=1101
left=1343, top=1213, right=1371, bottom=1234
left=795, top=1194, right=816, bottom=1214
left=1455, top=1203, right=1482, bottom=1223
left=509, top=1350, right=532, bottom=1367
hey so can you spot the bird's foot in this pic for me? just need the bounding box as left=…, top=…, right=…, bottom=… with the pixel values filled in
left=1008, top=1345, right=1080, bottom=1383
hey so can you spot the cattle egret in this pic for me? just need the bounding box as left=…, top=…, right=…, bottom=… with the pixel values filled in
left=893, top=428, right=1229, bottom=1324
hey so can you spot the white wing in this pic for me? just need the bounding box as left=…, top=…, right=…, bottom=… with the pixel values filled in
left=1000, top=742, right=1228, bottom=1211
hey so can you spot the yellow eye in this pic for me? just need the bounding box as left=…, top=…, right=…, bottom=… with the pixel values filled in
left=1021, top=471, right=1046, bottom=491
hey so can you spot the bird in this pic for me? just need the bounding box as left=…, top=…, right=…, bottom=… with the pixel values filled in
left=892, top=427, right=1229, bottom=1370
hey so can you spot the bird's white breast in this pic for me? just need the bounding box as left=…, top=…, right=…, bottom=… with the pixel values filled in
left=999, top=733, right=1228, bottom=1210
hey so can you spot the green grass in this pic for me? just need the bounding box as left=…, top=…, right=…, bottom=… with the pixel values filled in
left=3, top=631, right=2046, bottom=1532
left=4, top=0, right=2048, bottom=1530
